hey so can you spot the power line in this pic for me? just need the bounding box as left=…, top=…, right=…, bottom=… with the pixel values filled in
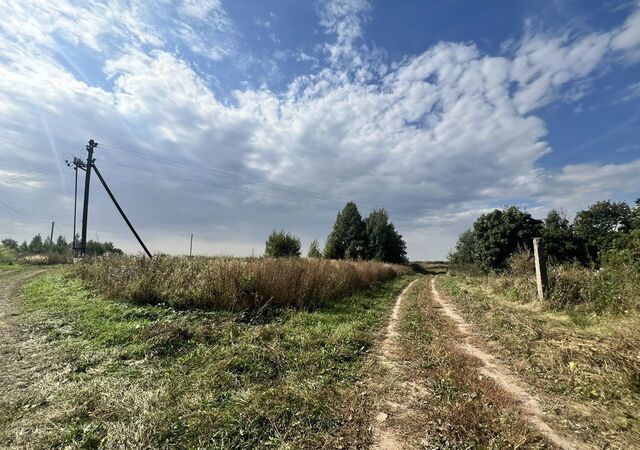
left=1, top=163, right=58, bottom=185
left=0, top=199, right=41, bottom=222
left=99, top=142, right=335, bottom=202
left=99, top=159, right=341, bottom=212
left=98, top=142, right=413, bottom=218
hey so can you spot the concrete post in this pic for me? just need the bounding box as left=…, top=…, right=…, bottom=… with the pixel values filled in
left=533, top=237, right=548, bottom=301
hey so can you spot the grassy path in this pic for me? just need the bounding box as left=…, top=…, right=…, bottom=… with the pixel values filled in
left=430, top=278, right=585, bottom=450
left=369, top=276, right=553, bottom=449
left=0, top=267, right=50, bottom=390
left=437, top=274, right=640, bottom=450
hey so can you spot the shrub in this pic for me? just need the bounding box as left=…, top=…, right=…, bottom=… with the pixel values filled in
left=548, top=260, right=640, bottom=313
left=0, top=245, right=17, bottom=264
left=73, top=255, right=411, bottom=311
left=265, top=230, right=301, bottom=258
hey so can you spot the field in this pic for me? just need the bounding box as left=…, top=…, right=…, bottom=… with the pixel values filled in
left=0, top=261, right=414, bottom=449
left=1, top=257, right=638, bottom=449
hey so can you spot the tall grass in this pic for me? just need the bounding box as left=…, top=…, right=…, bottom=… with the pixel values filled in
left=482, top=249, right=640, bottom=313
left=74, top=255, right=410, bottom=310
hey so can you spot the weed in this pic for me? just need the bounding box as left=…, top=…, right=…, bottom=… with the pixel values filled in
left=73, top=255, right=411, bottom=311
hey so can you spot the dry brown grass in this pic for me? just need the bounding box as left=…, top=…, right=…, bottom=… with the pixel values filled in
left=74, top=255, right=411, bottom=310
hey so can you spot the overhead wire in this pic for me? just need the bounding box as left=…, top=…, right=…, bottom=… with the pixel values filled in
left=98, top=159, right=341, bottom=212
left=99, top=142, right=338, bottom=203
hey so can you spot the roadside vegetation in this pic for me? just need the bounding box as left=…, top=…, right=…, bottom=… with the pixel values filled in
left=443, top=198, right=640, bottom=448
left=0, top=269, right=416, bottom=449
left=74, top=255, right=410, bottom=310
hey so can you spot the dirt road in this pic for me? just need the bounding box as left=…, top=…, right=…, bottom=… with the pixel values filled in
left=370, top=276, right=592, bottom=449
left=0, top=268, right=48, bottom=390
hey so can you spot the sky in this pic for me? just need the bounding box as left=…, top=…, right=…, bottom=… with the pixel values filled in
left=1, top=0, right=639, bottom=260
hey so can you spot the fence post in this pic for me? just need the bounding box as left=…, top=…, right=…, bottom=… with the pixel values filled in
left=533, top=237, right=548, bottom=301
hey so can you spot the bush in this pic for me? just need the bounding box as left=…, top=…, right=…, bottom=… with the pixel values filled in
left=73, top=255, right=411, bottom=311
left=548, top=260, right=640, bottom=313
left=265, top=230, right=301, bottom=258
left=0, top=245, right=17, bottom=264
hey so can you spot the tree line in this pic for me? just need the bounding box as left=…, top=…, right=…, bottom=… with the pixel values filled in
left=449, top=199, right=640, bottom=272
left=265, top=202, right=407, bottom=263
left=1, top=234, right=123, bottom=263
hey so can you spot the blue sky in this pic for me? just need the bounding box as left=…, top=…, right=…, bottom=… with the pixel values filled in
left=1, top=0, right=639, bottom=259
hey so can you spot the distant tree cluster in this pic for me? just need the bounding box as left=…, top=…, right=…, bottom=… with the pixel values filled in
left=324, top=202, right=407, bottom=263
left=263, top=202, right=407, bottom=263
left=0, top=233, right=123, bottom=264
left=449, top=199, right=640, bottom=271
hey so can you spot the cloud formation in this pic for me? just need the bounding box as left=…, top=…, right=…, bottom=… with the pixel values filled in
left=1, top=0, right=640, bottom=259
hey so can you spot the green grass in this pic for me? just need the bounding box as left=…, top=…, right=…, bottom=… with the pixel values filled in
left=0, top=270, right=416, bottom=449
left=0, top=264, right=26, bottom=273
left=437, top=274, right=640, bottom=450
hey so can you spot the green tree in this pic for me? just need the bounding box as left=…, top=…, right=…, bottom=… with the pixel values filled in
left=307, top=239, right=322, bottom=258
left=1, top=238, right=18, bottom=250
left=85, top=240, right=124, bottom=257
left=448, top=229, right=477, bottom=265
left=573, top=200, right=631, bottom=263
left=324, top=202, right=366, bottom=260
left=54, top=235, right=71, bottom=255
left=364, top=208, right=407, bottom=263
left=541, top=209, right=581, bottom=263
left=28, top=234, right=45, bottom=254
left=265, top=230, right=301, bottom=258
left=471, top=206, right=542, bottom=272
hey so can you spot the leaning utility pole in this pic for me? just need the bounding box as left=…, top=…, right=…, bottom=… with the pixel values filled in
left=79, top=139, right=98, bottom=257
left=92, top=165, right=153, bottom=259
left=190, top=233, right=193, bottom=257
left=49, top=221, right=55, bottom=246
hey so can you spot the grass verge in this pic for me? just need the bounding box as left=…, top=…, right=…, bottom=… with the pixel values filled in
left=387, top=277, right=548, bottom=449
left=437, top=274, right=640, bottom=449
left=0, top=270, right=415, bottom=449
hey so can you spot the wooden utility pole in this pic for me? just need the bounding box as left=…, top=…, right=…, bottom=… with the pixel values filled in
left=79, top=139, right=98, bottom=257
left=533, top=237, right=548, bottom=301
left=49, top=221, right=55, bottom=245
left=190, top=233, right=193, bottom=257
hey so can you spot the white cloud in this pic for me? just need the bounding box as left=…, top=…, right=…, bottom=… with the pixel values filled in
left=1, top=1, right=640, bottom=259
left=611, top=4, right=640, bottom=51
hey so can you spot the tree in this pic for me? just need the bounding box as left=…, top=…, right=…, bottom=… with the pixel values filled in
left=364, top=208, right=407, bottom=263
left=307, top=239, right=322, bottom=258
left=85, top=240, right=123, bottom=257
left=324, top=202, right=366, bottom=259
left=471, top=206, right=542, bottom=271
left=54, top=235, right=71, bottom=255
left=28, top=234, right=44, bottom=254
left=265, top=230, right=301, bottom=257
left=541, top=209, right=582, bottom=263
left=573, top=200, right=631, bottom=263
left=1, top=238, right=18, bottom=250
left=448, top=229, right=477, bottom=265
